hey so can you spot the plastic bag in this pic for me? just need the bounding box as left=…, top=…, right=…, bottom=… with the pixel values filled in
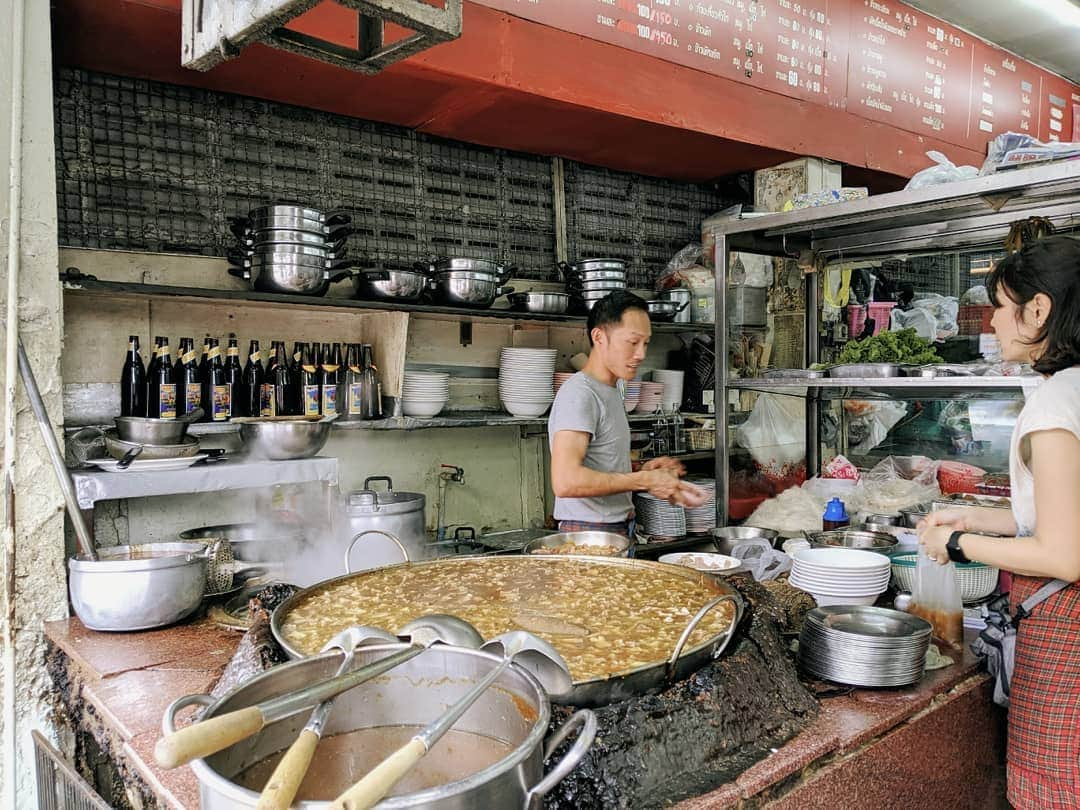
left=905, top=151, right=979, bottom=190
left=909, top=546, right=964, bottom=646
left=730, top=538, right=792, bottom=581
left=735, top=395, right=805, bottom=469
left=960, top=284, right=990, bottom=306
left=981, top=132, right=1080, bottom=175
left=890, top=293, right=959, bottom=341
left=845, top=400, right=908, bottom=453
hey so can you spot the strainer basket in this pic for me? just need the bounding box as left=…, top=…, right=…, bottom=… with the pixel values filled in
left=890, top=553, right=998, bottom=603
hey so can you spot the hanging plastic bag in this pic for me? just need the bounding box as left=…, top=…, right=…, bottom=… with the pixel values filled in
left=735, top=395, right=805, bottom=470
left=729, top=538, right=792, bottom=581
left=909, top=546, right=964, bottom=646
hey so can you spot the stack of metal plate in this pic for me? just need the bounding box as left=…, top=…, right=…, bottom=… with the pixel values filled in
left=798, top=605, right=932, bottom=688
left=634, top=493, right=686, bottom=538
left=562, top=258, right=628, bottom=313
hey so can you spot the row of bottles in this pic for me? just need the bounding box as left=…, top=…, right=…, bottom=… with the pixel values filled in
left=121, top=335, right=382, bottom=422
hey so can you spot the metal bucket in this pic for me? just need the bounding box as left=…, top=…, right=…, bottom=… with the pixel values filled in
left=163, top=644, right=596, bottom=809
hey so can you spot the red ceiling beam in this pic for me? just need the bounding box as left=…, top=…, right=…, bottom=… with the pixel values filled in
left=52, top=0, right=981, bottom=184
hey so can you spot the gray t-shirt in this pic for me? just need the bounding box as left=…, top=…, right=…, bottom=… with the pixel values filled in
left=548, top=372, right=633, bottom=523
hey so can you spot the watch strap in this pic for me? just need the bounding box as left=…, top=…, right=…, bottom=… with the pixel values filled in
left=946, top=530, right=971, bottom=564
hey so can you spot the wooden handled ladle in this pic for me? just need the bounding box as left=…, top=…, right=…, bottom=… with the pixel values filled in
left=331, top=630, right=573, bottom=810
left=154, top=615, right=483, bottom=771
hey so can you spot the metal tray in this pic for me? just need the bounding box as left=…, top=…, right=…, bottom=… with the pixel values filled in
left=271, top=555, right=743, bottom=708
left=827, top=363, right=901, bottom=378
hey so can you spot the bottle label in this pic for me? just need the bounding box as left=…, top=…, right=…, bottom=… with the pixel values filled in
left=250, top=351, right=262, bottom=364
left=260, top=383, right=273, bottom=417
left=349, top=365, right=361, bottom=374
left=303, top=385, right=321, bottom=417
left=321, top=386, right=337, bottom=415
left=294, top=351, right=302, bottom=363
left=209, top=346, right=222, bottom=359
left=158, top=384, right=177, bottom=419
left=349, top=383, right=364, bottom=415
left=185, top=386, right=201, bottom=413
left=128, top=340, right=138, bottom=351
left=212, top=385, right=230, bottom=421
left=322, top=364, right=340, bottom=373
left=182, top=350, right=197, bottom=365
left=227, top=346, right=239, bottom=357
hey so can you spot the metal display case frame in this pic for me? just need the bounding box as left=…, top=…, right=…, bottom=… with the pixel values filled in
left=712, top=160, right=1080, bottom=524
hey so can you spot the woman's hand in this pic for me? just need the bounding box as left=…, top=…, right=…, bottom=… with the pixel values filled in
left=917, top=523, right=952, bottom=565
left=918, top=508, right=971, bottom=532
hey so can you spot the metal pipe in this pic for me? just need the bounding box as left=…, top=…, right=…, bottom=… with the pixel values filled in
left=715, top=236, right=729, bottom=527
left=804, top=271, right=821, bottom=478
left=16, top=341, right=96, bottom=560
left=3, top=0, right=27, bottom=802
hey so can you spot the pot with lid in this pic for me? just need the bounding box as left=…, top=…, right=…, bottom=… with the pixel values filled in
left=340, top=475, right=427, bottom=562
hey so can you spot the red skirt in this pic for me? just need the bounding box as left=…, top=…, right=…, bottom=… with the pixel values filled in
left=1007, top=574, right=1080, bottom=809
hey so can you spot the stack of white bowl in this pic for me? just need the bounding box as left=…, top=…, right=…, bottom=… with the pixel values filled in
left=652, top=369, right=685, bottom=411
left=634, top=381, right=665, bottom=413
left=401, top=372, right=450, bottom=417
left=789, top=548, right=892, bottom=607
left=685, top=478, right=716, bottom=534
left=554, top=372, right=575, bottom=393
left=499, top=348, right=557, bottom=417
left=634, top=493, right=686, bottom=538
left=623, top=379, right=642, bottom=412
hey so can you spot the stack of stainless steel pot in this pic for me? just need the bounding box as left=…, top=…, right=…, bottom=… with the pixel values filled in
left=423, top=258, right=515, bottom=308
left=339, top=475, right=427, bottom=562
left=560, top=259, right=628, bottom=313
left=227, top=203, right=356, bottom=296
left=353, top=263, right=431, bottom=303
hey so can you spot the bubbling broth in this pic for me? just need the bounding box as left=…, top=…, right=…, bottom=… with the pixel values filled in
left=233, top=726, right=515, bottom=800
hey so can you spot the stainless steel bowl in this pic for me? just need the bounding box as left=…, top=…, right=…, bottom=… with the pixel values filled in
left=105, top=433, right=201, bottom=460
left=69, top=542, right=208, bottom=631
left=524, top=531, right=630, bottom=557
left=762, top=368, right=827, bottom=380
left=237, top=418, right=332, bottom=460
left=507, top=291, right=569, bottom=314
left=805, top=529, right=898, bottom=553
left=353, top=268, right=428, bottom=302
left=827, top=363, right=901, bottom=378
left=246, top=261, right=329, bottom=294
left=711, top=525, right=780, bottom=554
left=646, top=300, right=688, bottom=322
left=114, top=416, right=190, bottom=444
left=898, top=504, right=931, bottom=528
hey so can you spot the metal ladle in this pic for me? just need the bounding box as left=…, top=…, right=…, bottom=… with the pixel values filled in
left=255, top=615, right=483, bottom=810
left=331, top=630, right=572, bottom=810
left=154, top=615, right=483, bottom=770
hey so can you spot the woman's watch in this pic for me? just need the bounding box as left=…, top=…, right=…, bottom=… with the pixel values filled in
left=946, top=530, right=971, bottom=564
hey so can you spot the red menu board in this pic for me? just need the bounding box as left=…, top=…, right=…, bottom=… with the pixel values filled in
left=846, top=0, right=972, bottom=144
left=1039, top=72, right=1075, bottom=143
left=473, top=0, right=1080, bottom=151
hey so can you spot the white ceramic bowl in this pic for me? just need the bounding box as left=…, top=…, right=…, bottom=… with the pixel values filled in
left=808, top=592, right=881, bottom=607
left=402, top=399, right=447, bottom=417
left=501, top=399, right=552, bottom=417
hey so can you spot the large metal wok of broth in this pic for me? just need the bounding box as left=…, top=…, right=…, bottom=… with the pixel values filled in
left=273, top=556, right=741, bottom=705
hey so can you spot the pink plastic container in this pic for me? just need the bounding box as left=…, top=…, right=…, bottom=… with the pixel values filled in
left=867, top=302, right=896, bottom=335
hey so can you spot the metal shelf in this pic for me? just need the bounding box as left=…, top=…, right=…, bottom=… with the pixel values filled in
left=716, top=160, right=1080, bottom=258
left=333, top=411, right=663, bottom=431
left=61, top=278, right=711, bottom=334
left=728, top=376, right=1038, bottom=400
left=69, top=456, right=338, bottom=510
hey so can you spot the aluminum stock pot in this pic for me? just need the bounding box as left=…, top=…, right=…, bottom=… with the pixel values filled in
left=272, top=556, right=744, bottom=707
left=162, top=644, right=597, bottom=809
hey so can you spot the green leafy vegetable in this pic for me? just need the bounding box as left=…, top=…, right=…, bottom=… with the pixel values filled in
left=836, top=328, right=943, bottom=365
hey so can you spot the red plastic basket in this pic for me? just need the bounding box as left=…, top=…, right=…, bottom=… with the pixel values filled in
left=958, top=305, right=994, bottom=336
left=938, top=461, right=987, bottom=495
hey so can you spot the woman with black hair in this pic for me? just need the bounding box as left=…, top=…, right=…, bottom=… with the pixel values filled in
left=920, top=234, right=1080, bottom=809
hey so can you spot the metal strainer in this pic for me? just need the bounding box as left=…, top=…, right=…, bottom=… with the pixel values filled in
left=203, top=537, right=236, bottom=595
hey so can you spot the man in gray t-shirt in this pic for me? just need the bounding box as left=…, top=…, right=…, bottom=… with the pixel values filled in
left=548, top=292, right=706, bottom=535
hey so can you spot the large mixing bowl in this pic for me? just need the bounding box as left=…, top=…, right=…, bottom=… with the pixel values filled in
left=163, top=644, right=596, bottom=809
left=69, top=542, right=207, bottom=631
left=711, top=525, right=780, bottom=554
left=524, top=531, right=630, bottom=557
left=114, top=416, right=191, bottom=444
left=237, top=418, right=332, bottom=460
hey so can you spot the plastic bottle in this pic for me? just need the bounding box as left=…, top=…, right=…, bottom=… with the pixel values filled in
left=822, top=497, right=850, bottom=531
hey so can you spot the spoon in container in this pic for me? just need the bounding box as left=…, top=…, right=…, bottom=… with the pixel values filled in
left=154, top=615, right=483, bottom=770
left=331, top=630, right=572, bottom=810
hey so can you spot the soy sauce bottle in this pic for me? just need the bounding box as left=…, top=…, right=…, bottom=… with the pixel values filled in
left=201, top=339, right=230, bottom=421
left=241, top=339, right=264, bottom=419
left=120, top=335, right=145, bottom=417
left=147, top=338, right=177, bottom=419
left=175, top=338, right=202, bottom=417
left=224, top=336, right=243, bottom=418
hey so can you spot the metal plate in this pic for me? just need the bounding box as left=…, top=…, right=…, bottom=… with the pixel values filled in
left=271, top=555, right=742, bottom=707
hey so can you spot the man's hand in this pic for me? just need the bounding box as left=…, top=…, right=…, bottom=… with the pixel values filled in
left=669, top=480, right=709, bottom=508
left=638, top=468, right=682, bottom=500
left=642, top=456, right=686, bottom=477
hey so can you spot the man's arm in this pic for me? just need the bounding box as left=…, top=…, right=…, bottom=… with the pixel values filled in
left=551, top=430, right=682, bottom=499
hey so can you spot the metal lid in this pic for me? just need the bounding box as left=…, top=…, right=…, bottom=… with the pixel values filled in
left=345, top=476, right=425, bottom=515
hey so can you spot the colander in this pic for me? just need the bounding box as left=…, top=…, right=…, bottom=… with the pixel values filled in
left=890, top=553, right=998, bottom=603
